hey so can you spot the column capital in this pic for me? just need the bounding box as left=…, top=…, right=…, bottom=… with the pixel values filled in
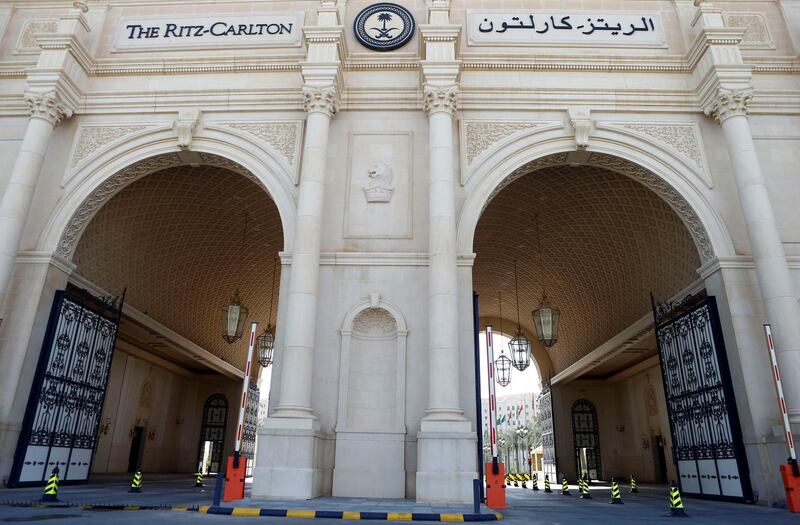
left=423, top=84, right=458, bottom=116
left=23, top=90, right=73, bottom=126
left=704, top=87, right=753, bottom=123
left=302, top=85, right=339, bottom=117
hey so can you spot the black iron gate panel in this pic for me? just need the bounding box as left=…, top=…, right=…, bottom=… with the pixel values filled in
left=240, top=383, right=259, bottom=477
left=197, top=394, right=228, bottom=474
left=9, top=287, right=124, bottom=486
left=652, top=293, right=753, bottom=502
left=572, top=399, right=602, bottom=480
left=537, top=380, right=557, bottom=481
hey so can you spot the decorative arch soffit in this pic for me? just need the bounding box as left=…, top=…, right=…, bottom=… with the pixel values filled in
left=477, top=152, right=714, bottom=264
left=55, top=152, right=276, bottom=260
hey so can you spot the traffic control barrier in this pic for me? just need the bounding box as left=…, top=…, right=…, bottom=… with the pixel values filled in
left=609, top=477, right=623, bottom=504
left=129, top=470, right=143, bottom=493
left=561, top=477, right=570, bottom=496
left=668, top=481, right=687, bottom=517
left=780, top=463, right=800, bottom=513
left=579, top=475, right=592, bottom=499
left=195, top=472, right=204, bottom=488
left=512, top=474, right=519, bottom=487
left=41, top=467, right=59, bottom=502
left=485, top=461, right=506, bottom=510
left=630, top=475, right=638, bottom=493
left=544, top=475, right=552, bottom=493
left=531, top=473, right=538, bottom=491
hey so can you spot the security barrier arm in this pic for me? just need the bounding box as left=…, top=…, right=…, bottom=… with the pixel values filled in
left=486, top=325, right=499, bottom=474
left=234, top=322, right=257, bottom=468
left=764, top=324, right=799, bottom=476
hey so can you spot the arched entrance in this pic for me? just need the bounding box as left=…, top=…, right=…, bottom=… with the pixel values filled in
left=466, top=149, right=749, bottom=499
left=9, top=152, right=286, bottom=482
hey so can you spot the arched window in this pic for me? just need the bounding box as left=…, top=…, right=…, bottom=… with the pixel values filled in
left=572, top=399, right=602, bottom=481
left=197, top=394, right=228, bottom=474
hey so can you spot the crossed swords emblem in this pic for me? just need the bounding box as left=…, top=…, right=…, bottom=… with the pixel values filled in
left=370, top=11, right=399, bottom=39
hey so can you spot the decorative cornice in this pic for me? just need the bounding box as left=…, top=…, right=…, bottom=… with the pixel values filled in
left=302, top=85, right=338, bottom=117
left=423, top=84, right=458, bottom=115
left=704, top=88, right=753, bottom=123
left=71, top=125, right=148, bottom=167
left=24, top=90, right=73, bottom=126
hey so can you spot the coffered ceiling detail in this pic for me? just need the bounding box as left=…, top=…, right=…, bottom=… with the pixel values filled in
left=73, top=164, right=283, bottom=372
left=473, top=164, right=701, bottom=374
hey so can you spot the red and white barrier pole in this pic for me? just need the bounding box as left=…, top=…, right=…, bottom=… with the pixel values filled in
left=234, top=322, right=257, bottom=466
left=485, top=325, right=498, bottom=462
left=764, top=324, right=797, bottom=464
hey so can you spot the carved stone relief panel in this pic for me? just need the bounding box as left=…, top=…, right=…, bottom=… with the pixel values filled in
left=724, top=13, right=773, bottom=48
left=15, top=19, right=58, bottom=53
left=344, top=132, right=412, bottom=239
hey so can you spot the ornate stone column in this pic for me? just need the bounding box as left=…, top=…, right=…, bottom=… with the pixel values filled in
left=272, top=85, right=338, bottom=421
left=423, top=84, right=464, bottom=423
left=705, top=88, right=800, bottom=426
left=0, top=91, right=72, bottom=317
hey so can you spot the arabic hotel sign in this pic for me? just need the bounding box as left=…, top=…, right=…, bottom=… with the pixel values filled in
left=467, top=11, right=665, bottom=47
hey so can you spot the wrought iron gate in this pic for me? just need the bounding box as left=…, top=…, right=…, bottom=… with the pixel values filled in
left=9, top=287, right=124, bottom=486
left=240, top=383, right=259, bottom=477
left=537, top=380, right=557, bottom=481
left=652, top=292, right=753, bottom=502
left=197, top=394, right=228, bottom=474
left=572, top=399, right=602, bottom=480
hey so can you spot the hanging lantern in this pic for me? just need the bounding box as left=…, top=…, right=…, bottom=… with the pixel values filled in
left=509, top=260, right=531, bottom=371
left=256, top=325, right=275, bottom=367
left=221, top=290, right=249, bottom=344
left=509, top=328, right=531, bottom=371
left=532, top=292, right=560, bottom=348
left=495, top=351, right=513, bottom=387
left=256, top=257, right=280, bottom=367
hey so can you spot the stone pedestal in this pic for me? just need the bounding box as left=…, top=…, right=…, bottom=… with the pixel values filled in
left=415, top=422, right=477, bottom=503
left=332, top=431, right=405, bottom=498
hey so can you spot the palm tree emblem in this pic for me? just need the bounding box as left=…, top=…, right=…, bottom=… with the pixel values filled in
left=371, top=12, right=398, bottom=39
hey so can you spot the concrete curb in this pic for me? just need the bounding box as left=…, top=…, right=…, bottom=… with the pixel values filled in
left=1, top=500, right=503, bottom=521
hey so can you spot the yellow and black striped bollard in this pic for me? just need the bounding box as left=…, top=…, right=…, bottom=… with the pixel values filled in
left=195, top=471, right=204, bottom=488
left=668, top=480, right=687, bottom=517
left=580, top=475, right=592, bottom=499
left=41, top=467, right=59, bottom=502
left=129, top=470, right=143, bottom=493
left=531, top=473, right=538, bottom=491
left=609, top=476, right=624, bottom=504
left=544, top=474, right=552, bottom=493
left=561, top=477, right=570, bottom=496
left=630, top=475, right=638, bottom=493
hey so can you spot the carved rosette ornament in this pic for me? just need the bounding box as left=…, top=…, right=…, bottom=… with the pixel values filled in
left=423, top=85, right=458, bottom=115
left=704, top=88, right=753, bottom=123
left=24, top=91, right=73, bottom=126
left=302, top=85, right=339, bottom=117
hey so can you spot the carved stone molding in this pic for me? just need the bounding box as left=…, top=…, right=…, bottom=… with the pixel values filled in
left=71, top=125, right=148, bottom=167
left=57, top=153, right=183, bottom=259
left=618, top=123, right=704, bottom=171
left=302, top=85, right=339, bottom=117
left=24, top=91, right=73, bottom=126
left=352, top=307, right=397, bottom=336
left=568, top=107, right=592, bottom=149
left=175, top=109, right=201, bottom=150
left=16, top=19, right=58, bottom=51
left=225, top=122, right=301, bottom=165
left=483, top=152, right=713, bottom=263
left=363, top=163, right=394, bottom=203
left=465, top=122, right=534, bottom=164
left=704, top=88, right=752, bottom=123
left=423, top=84, right=458, bottom=115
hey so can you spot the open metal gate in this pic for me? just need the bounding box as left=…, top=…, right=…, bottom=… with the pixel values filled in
left=8, top=286, right=124, bottom=486
left=651, top=292, right=753, bottom=502
left=537, top=380, right=557, bottom=481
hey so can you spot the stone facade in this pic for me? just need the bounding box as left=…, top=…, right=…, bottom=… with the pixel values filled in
left=0, top=0, right=797, bottom=507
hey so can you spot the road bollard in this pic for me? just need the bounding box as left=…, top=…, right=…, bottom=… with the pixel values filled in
left=544, top=474, right=552, bottom=493
left=610, top=477, right=624, bottom=504
left=630, top=475, right=638, bottom=493
left=129, top=469, right=143, bottom=493
left=531, top=473, right=538, bottom=491
left=213, top=472, right=224, bottom=507
left=195, top=472, right=204, bottom=488
left=561, top=477, right=570, bottom=496
left=580, top=475, right=592, bottom=499
left=41, top=467, right=59, bottom=502
left=668, top=480, right=687, bottom=517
